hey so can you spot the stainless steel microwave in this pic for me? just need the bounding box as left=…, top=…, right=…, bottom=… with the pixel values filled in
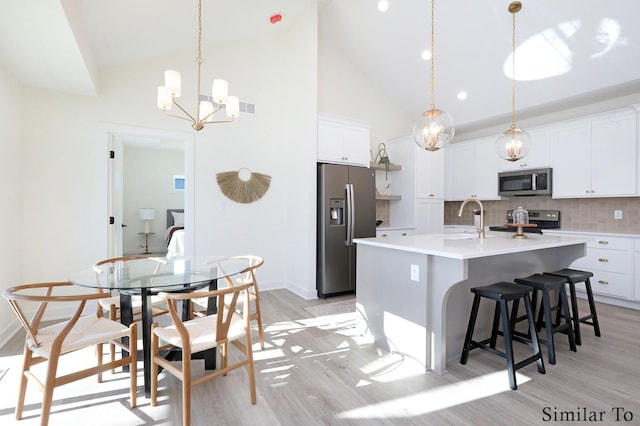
left=498, top=168, right=552, bottom=196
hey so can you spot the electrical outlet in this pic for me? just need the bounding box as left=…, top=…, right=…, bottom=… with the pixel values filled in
left=614, top=210, right=623, bottom=220
left=410, top=264, right=419, bottom=282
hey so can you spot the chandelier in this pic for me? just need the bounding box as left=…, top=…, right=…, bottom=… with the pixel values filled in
left=156, top=0, right=239, bottom=131
left=495, top=2, right=530, bottom=161
left=412, top=0, right=455, bottom=152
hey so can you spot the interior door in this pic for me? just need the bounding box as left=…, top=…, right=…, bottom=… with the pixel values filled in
left=108, top=135, right=124, bottom=257
left=106, top=125, right=193, bottom=258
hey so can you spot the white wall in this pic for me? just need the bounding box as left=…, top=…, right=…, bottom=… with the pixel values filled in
left=192, top=7, right=319, bottom=299
left=122, top=146, right=184, bottom=254
left=10, top=2, right=318, bottom=305
left=318, top=41, right=414, bottom=153
left=0, top=66, right=23, bottom=345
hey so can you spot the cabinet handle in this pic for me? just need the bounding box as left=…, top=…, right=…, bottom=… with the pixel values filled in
left=598, top=240, right=609, bottom=245
left=598, top=280, right=609, bottom=285
left=381, top=233, right=388, bottom=237
left=598, top=258, right=609, bottom=263
left=401, top=233, right=407, bottom=236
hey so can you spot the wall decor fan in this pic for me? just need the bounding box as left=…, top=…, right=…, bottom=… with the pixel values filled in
left=216, top=168, right=271, bottom=204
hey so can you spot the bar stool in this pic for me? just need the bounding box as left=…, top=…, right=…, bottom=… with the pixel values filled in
left=544, top=269, right=601, bottom=345
left=460, top=282, right=545, bottom=390
left=514, top=274, right=577, bottom=364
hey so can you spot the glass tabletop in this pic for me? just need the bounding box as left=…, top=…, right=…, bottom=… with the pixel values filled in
left=70, top=256, right=251, bottom=291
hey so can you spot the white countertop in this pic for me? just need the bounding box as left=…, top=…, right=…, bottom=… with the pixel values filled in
left=445, top=225, right=640, bottom=239
left=542, top=229, right=640, bottom=238
left=354, top=231, right=592, bottom=260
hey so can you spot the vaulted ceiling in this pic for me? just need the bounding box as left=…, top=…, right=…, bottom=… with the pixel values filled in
left=2, top=0, right=639, bottom=133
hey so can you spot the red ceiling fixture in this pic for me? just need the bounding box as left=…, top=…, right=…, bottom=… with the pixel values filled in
left=270, top=13, right=282, bottom=24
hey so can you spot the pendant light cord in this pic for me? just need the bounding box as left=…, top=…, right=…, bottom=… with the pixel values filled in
left=511, top=8, right=516, bottom=130
left=196, top=0, right=203, bottom=121
left=430, top=0, right=436, bottom=112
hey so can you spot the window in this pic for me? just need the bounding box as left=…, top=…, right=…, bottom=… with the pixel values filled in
left=173, top=175, right=185, bottom=191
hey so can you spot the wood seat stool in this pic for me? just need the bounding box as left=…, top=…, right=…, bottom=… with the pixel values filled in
left=514, top=274, right=577, bottom=364
left=460, top=282, right=545, bottom=390
left=543, top=268, right=601, bottom=345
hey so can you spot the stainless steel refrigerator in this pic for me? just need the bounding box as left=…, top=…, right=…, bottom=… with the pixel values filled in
left=317, top=163, right=376, bottom=298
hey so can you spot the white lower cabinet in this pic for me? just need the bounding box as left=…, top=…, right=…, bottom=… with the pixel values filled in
left=376, top=228, right=414, bottom=238
left=546, top=232, right=634, bottom=301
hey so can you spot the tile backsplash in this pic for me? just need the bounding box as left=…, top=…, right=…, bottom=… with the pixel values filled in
left=445, top=196, right=640, bottom=234
left=376, top=200, right=391, bottom=227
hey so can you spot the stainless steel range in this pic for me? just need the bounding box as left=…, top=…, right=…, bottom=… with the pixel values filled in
left=489, top=209, right=560, bottom=234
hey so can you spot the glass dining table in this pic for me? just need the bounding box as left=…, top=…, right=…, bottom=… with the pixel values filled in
left=70, top=255, right=252, bottom=397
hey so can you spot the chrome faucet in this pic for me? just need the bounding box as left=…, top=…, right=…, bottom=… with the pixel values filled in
left=458, top=198, right=485, bottom=239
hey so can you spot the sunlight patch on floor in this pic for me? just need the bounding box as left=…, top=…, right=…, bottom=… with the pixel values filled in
left=336, top=371, right=532, bottom=419
left=358, top=351, right=423, bottom=383
left=260, top=364, right=294, bottom=375
left=0, top=351, right=151, bottom=426
left=253, top=347, right=286, bottom=361
left=300, top=313, right=357, bottom=330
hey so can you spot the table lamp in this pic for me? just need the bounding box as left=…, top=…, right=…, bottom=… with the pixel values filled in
left=139, top=208, right=156, bottom=233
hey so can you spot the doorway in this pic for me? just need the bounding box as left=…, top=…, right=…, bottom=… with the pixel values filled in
left=105, top=124, right=195, bottom=257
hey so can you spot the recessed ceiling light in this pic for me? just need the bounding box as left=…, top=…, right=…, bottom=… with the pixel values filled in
left=457, top=91, right=468, bottom=100
left=420, top=49, right=432, bottom=61
left=377, top=0, right=389, bottom=12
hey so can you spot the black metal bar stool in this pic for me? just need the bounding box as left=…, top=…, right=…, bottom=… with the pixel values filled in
left=460, top=282, right=545, bottom=390
left=514, top=274, right=577, bottom=364
left=544, top=268, right=601, bottom=345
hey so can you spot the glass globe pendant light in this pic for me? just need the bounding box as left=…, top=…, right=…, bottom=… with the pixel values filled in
left=496, top=1, right=530, bottom=162
left=412, top=0, right=454, bottom=152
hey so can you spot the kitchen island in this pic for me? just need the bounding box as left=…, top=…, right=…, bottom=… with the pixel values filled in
left=353, top=231, right=591, bottom=375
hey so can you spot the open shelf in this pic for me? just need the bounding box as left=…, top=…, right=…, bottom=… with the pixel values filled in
left=370, top=162, right=401, bottom=171
left=376, top=194, right=401, bottom=201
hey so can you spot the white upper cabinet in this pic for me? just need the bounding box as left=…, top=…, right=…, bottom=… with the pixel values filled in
left=445, top=137, right=501, bottom=201
left=550, top=118, right=591, bottom=197
left=388, top=135, right=445, bottom=199
left=551, top=108, right=638, bottom=198
left=383, top=136, right=445, bottom=229
left=317, top=113, right=371, bottom=167
left=498, top=127, right=551, bottom=172
left=591, top=111, right=638, bottom=195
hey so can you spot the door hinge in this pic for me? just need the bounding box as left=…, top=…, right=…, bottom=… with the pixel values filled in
left=109, top=150, right=115, bottom=159
left=109, top=216, right=115, bottom=225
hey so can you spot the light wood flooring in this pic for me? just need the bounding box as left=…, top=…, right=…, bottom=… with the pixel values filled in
left=1, top=289, right=639, bottom=425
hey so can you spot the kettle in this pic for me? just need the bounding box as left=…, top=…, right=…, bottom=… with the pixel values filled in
left=513, top=206, right=529, bottom=225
